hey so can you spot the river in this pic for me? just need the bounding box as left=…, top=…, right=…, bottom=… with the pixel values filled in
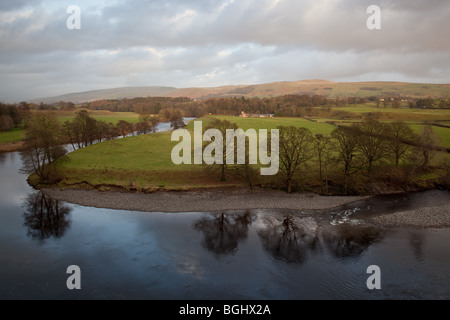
left=0, top=126, right=449, bottom=300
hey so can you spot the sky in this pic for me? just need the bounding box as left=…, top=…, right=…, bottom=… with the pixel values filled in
left=0, top=0, right=449, bottom=102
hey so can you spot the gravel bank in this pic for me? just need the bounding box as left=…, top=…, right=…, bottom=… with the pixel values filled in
left=42, top=187, right=366, bottom=213
left=368, top=204, right=450, bottom=228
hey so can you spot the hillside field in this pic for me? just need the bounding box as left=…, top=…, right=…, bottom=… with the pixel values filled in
left=53, top=114, right=450, bottom=192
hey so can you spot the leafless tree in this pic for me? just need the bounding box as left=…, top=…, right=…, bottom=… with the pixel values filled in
left=20, top=113, right=66, bottom=183
left=278, top=126, right=313, bottom=193
left=414, top=125, right=442, bottom=169
left=354, top=120, right=389, bottom=175
left=385, top=121, right=416, bottom=166
left=314, top=134, right=335, bottom=194
left=203, top=119, right=239, bottom=181
left=331, top=126, right=360, bottom=193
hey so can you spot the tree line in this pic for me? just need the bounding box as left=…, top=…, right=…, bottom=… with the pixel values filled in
left=0, top=102, right=31, bottom=132
left=3, top=94, right=449, bottom=134
left=62, top=110, right=162, bottom=150
left=84, top=95, right=450, bottom=116
left=20, top=110, right=185, bottom=183
left=202, top=119, right=445, bottom=194
left=20, top=111, right=446, bottom=194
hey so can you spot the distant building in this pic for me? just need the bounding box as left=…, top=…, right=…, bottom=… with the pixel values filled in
left=240, top=111, right=274, bottom=118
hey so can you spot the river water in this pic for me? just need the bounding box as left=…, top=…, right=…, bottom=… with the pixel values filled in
left=0, top=137, right=449, bottom=299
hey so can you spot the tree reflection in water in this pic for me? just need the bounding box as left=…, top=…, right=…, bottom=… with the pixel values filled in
left=23, top=191, right=72, bottom=241
left=408, top=230, right=425, bottom=261
left=0, top=152, right=6, bottom=164
left=258, top=214, right=320, bottom=264
left=321, top=224, right=383, bottom=258
left=193, top=211, right=255, bottom=256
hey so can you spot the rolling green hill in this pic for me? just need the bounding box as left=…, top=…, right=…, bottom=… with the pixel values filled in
left=29, top=80, right=450, bottom=104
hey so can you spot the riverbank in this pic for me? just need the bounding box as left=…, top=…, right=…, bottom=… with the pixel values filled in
left=42, top=187, right=367, bottom=213
left=42, top=187, right=450, bottom=229
left=369, top=204, right=450, bottom=228
left=0, top=141, right=24, bottom=153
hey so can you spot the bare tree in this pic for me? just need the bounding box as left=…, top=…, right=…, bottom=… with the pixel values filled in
left=234, top=137, right=259, bottom=191
left=331, top=126, right=360, bottom=193
left=170, top=109, right=185, bottom=130
left=20, top=113, right=66, bottom=183
left=136, top=114, right=159, bottom=135
left=414, top=125, right=442, bottom=169
left=314, top=134, right=334, bottom=194
left=203, top=119, right=239, bottom=181
left=278, top=126, right=313, bottom=193
left=385, top=121, right=416, bottom=166
left=117, top=120, right=134, bottom=137
left=0, top=114, right=14, bottom=132
left=354, top=120, right=389, bottom=175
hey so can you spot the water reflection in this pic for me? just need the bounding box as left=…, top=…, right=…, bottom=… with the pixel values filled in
left=258, top=214, right=320, bottom=264
left=22, top=191, right=72, bottom=241
left=193, top=211, right=255, bottom=256
left=408, top=231, right=425, bottom=261
left=322, top=224, right=383, bottom=259
left=0, top=152, right=6, bottom=164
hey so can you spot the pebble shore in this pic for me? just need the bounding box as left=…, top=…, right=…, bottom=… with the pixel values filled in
left=368, top=204, right=450, bottom=228
left=42, top=188, right=450, bottom=229
left=42, top=187, right=365, bottom=212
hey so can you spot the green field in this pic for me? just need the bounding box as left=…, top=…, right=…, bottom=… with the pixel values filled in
left=329, top=82, right=450, bottom=99
left=56, top=130, right=213, bottom=190
left=0, top=111, right=141, bottom=145
left=57, top=111, right=141, bottom=124
left=409, top=125, right=450, bottom=149
left=55, top=116, right=338, bottom=190
left=54, top=114, right=450, bottom=192
left=329, top=104, right=450, bottom=122
left=200, top=115, right=336, bottom=134
left=0, top=126, right=26, bottom=143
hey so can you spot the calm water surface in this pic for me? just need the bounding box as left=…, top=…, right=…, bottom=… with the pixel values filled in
left=0, top=150, right=449, bottom=300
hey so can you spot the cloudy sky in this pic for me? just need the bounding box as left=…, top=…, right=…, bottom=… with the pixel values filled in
left=1, top=0, right=449, bottom=102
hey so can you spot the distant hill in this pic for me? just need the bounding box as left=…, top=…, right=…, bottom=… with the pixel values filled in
left=29, top=80, right=450, bottom=104
left=30, top=86, right=177, bottom=104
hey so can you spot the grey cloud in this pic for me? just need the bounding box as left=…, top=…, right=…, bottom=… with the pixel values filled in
left=0, top=0, right=449, bottom=102
left=2, top=0, right=450, bottom=52
left=0, top=0, right=42, bottom=11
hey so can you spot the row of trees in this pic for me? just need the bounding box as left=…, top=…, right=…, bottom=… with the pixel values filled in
left=62, top=111, right=161, bottom=150
left=81, top=95, right=450, bottom=119
left=20, top=114, right=67, bottom=183
left=203, top=119, right=444, bottom=194
left=0, top=102, right=31, bottom=132
left=3, top=94, right=448, bottom=135
left=20, top=110, right=185, bottom=183
left=283, top=121, right=443, bottom=193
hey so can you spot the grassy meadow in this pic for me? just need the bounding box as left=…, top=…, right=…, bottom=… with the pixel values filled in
left=0, top=110, right=141, bottom=144
left=326, top=104, right=450, bottom=122
left=53, top=111, right=450, bottom=192
left=0, top=126, right=26, bottom=143
left=55, top=110, right=141, bottom=124
left=54, top=115, right=339, bottom=191
left=198, top=115, right=336, bottom=134
left=1, top=102, right=447, bottom=193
